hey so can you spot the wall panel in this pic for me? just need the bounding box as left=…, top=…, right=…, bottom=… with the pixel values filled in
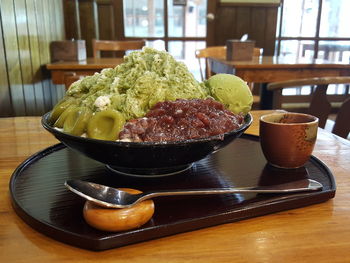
left=15, top=0, right=36, bottom=115
left=1, top=0, right=26, bottom=116
left=0, top=0, right=65, bottom=117
left=250, top=7, right=266, bottom=49
left=216, top=6, right=237, bottom=45
left=98, top=1, right=115, bottom=41
left=264, top=7, right=278, bottom=55
left=26, top=0, right=45, bottom=114
left=215, top=2, right=279, bottom=55
left=235, top=7, right=251, bottom=40
left=79, top=0, right=98, bottom=56
left=63, top=0, right=118, bottom=57
left=0, top=17, right=12, bottom=117
left=64, top=0, right=81, bottom=41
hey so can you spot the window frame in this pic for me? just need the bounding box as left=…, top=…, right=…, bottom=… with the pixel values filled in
left=115, top=0, right=208, bottom=52
left=275, top=0, right=350, bottom=59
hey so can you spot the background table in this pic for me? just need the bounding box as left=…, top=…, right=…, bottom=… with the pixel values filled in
left=1, top=111, right=350, bottom=262
left=209, top=56, right=350, bottom=109
left=47, top=58, right=124, bottom=85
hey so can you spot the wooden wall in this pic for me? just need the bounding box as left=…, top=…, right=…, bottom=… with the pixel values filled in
left=214, top=2, right=279, bottom=55
left=0, top=0, right=66, bottom=117
left=63, top=0, right=279, bottom=57
left=64, top=0, right=116, bottom=57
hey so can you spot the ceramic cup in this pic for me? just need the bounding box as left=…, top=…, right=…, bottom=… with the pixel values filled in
left=259, top=112, right=318, bottom=169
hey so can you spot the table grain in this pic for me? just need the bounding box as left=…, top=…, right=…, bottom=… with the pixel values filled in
left=1, top=111, right=350, bottom=262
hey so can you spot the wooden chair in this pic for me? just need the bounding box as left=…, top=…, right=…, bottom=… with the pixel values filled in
left=267, top=76, right=350, bottom=138
left=195, top=46, right=262, bottom=81
left=195, top=46, right=226, bottom=81
left=63, top=72, right=85, bottom=90
left=92, top=39, right=145, bottom=58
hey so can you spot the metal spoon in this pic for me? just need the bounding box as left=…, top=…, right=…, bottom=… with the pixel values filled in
left=65, top=179, right=323, bottom=209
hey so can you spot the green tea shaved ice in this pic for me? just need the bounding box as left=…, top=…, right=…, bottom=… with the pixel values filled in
left=65, top=47, right=209, bottom=120
left=50, top=48, right=252, bottom=141
left=207, top=74, right=253, bottom=114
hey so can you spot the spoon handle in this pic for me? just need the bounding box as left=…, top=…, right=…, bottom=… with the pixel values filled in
left=138, top=179, right=322, bottom=202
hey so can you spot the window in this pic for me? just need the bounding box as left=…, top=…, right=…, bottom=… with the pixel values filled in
left=276, top=0, right=350, bottom=95
left=123, top=0, right=164, bottom=37
left=276, top=0, right=350, bottom=63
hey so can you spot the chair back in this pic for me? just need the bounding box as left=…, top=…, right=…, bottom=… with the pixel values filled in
left=92, top=39, right=145, bottom=58
left=267, top=76, right=350, bottom=138
left=195, top=46, right=263, bottom=81
left=332, top=97, right=350, bottom=138
left=253, top=47, right=263, bottom=57
left=195, top=46, right=226, bottom=81
left=63, top=72, right=86, bottom=90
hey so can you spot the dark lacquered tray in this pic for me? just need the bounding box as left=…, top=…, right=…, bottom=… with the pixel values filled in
left=9, top=135, right=336, bottom=251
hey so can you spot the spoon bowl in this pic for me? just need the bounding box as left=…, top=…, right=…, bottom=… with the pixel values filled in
left=65, top=179, right=323, bottom=209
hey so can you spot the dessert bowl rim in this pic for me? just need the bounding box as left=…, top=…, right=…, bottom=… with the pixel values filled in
left=41, top=111, right=252, bottom=147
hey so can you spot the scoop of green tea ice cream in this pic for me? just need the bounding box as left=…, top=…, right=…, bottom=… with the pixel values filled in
left=207, top=74, right=253, bottom=114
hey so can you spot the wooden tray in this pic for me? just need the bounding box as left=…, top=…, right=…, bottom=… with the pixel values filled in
left=9, top=135, right=336, bottom=251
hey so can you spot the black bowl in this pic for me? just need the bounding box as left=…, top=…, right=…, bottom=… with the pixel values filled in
left=42, top=112, right=252, bottom=176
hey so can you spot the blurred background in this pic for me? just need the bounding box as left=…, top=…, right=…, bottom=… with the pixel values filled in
left=0, top=0, right=349, bottom=117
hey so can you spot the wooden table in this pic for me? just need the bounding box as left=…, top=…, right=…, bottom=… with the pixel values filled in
left=1, top=111, right=350, bottom=262
left=209, top=56, right=350, bottom=109
left=46, top=58, right=124, bottom=85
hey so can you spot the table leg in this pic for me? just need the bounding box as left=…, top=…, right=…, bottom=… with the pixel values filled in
left=260, top=83, right=273, bottom=110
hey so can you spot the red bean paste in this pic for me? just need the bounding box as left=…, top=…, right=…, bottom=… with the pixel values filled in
left=119, top=98, right=245, bottom=142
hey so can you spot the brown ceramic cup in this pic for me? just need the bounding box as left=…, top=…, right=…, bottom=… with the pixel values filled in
left=259, top=112, right=318, bottom=169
